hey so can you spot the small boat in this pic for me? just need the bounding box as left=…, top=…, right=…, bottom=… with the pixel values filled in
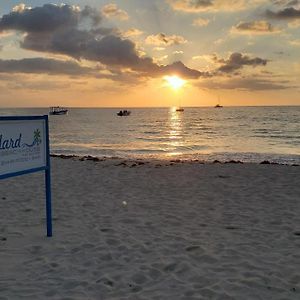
left=49, top=106, right=68, bottom=115
left=117, top=110, right=131, bottom=116
left=214, top=104, right=223, bottom=108
left=175, top=98, right=184, bottom=112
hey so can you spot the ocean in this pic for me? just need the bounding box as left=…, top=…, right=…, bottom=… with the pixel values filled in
left=1, top=107, right=299, bottom=164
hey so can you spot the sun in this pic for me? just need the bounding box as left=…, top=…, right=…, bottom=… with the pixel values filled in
left=164, top=75, right=186, bottom=90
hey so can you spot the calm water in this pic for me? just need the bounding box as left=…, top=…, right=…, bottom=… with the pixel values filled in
left=1, top=107, right=300, bottom=164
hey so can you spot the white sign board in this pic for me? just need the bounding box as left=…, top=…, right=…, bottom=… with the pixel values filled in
left=0, top=119, right=47, bottom=177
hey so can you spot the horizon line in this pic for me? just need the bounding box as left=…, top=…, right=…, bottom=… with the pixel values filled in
left=1, top=105, right=300, bottom=109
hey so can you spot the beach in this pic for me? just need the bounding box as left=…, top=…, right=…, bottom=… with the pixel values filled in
left=0, top=156, right=299, bottom=299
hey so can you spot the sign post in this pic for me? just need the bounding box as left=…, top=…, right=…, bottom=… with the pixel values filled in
left=0, top=115, right=52, bottom=237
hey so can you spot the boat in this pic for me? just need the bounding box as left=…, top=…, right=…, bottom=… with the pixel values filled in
left=214, top=104, right=223, bottom=108
left=117, top=110, right=131, bottom=116
left=175, top=98, right=184, bottom=112
left=214, top=96, right=223, bottom=108
left=49, top=106, right=68, bottom=115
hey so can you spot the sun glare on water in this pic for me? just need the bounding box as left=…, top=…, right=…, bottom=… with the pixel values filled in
left=164, top=75, right=186, bottom=90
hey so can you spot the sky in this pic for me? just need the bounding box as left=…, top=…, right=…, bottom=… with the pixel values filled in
left=0, top=0, right=299, bottom=107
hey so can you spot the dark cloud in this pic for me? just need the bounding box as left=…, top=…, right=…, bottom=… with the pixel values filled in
left=233, top=21, right=279, bottom=34
left=21, top=30, right=149, bottom=68
left=0, top=3, right=205, bottom=81
left=272, top=0, right=300, bottom=6
left=81, top=6, right=102, bottom=26
left=266, top=7, right=300, bottom=19
left=159, top=61, right=210, bottom=79
left=0, top=4, right=100, bottom=33
left=0, top=4, right=158, bottom=73
left=0, top=57, right=206, bottom=80
left=214, top=53, right=268, bottom=73
left=0, top=57, right=100, bottom=76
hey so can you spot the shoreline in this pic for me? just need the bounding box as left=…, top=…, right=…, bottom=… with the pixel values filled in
left=50, top=153, right=300, bottom=167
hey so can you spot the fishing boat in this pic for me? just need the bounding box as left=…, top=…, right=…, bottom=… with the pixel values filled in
left=49, top=106, right=68, bottom=115
left=117, top=110, right=131, bottom=116
left=176, top=107, right=184, bottom=112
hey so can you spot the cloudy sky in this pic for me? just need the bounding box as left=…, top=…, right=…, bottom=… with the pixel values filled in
left=0, top=0, right=299, bottom=107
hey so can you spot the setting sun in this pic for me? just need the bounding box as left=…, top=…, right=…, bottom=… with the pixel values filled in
left=164, top=75, right=186, bottom=90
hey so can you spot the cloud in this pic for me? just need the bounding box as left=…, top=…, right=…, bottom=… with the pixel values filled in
left=167, top=0, right=267, bottom=12
left=153, top=47, right=166, bottom=51
left=266, top=7, right=300, bottom=19
left=7, top=78, right=72, bottom=91
left=160, top=61, right=210, bottom=78
left=101, top=4, right=129, bottom=21
left=0, top=3, right=204, bottom=81
left=192, top=54, right=213, bottom=61
left=0, top=4, right=100, bottom=33
left=167, top=0, right=213, bottom=12
left=272, top=0, right=300, bottom=6
left=288, top=19, right=300, bottom=27
left=289, top=39, right=300, bottom=45
left=232, top=20, right=281, bottom=34
left=200, top=77, right=291, bottom=90
left=213, top=52, right=268, bottom=73
left=0, top=57, right=101, bottom=76
left=12, top=3, right=28, bottom=13
left=155, top=54, right=168, bottom=63
left=192, top=18, right=210, bottom=27
left=145, top=33, right=187, bottom=46
left=122, top=28, right=143, bottom=38
left=0, top=4, right=155, bottom=72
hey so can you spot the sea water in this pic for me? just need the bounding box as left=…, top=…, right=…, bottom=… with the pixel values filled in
left=1, top=107, right=299, bottom=164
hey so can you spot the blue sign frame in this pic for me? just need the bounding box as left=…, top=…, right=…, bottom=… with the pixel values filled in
left=0, top=115, right=52, bottom=237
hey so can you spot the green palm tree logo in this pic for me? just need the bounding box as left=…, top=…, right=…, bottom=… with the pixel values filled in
left=34, top=129, right=42, bottom=145
left=22, top=129, right=42, bottom=147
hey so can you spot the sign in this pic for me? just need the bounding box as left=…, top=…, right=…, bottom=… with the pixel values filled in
left=0, top=116, right=52, bottom=237
left=0, top=118, right=46, bottom=176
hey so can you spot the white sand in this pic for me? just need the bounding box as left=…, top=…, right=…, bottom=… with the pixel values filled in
left=0, top=157, right=299, bottom=300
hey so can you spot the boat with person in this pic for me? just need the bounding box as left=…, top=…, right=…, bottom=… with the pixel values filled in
left=49, top=106, right=68, bottom=115
left=117, top=110, right=131, bottom=116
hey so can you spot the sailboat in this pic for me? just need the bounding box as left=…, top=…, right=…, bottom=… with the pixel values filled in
left=176, top=97, right=184, bottom=112
left=214, top=96, right=223, bottom=108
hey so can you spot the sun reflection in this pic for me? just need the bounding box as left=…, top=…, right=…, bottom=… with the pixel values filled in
left=167, top=107, right=184, bottom=156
